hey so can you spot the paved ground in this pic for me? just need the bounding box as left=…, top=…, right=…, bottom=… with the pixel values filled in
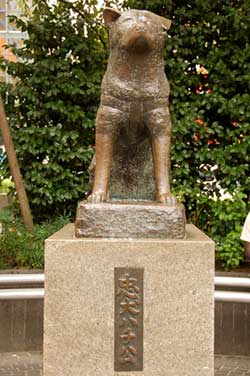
left=215, top=355, right=250, bottom=375
left=0, top=352, right=42, bottom=376
left=1, top=352, right=250, bottom=375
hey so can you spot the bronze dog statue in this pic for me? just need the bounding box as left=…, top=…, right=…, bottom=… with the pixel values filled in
left=88, top=8, right=176, bottom=205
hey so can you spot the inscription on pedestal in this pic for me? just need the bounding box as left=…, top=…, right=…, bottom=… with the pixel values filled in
left=114, top=267, right=144, bottom=372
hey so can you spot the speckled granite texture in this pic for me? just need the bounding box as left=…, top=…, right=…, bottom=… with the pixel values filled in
left=75, top=201, right=186, bottom=239
left=44, top=224, right=214, bottom=376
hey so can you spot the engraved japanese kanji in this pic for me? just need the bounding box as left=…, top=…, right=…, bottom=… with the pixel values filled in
left=114, top=268, right=143, bottom=372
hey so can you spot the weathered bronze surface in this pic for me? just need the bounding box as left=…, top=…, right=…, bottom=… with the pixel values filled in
left=114, top=267, right=144, bottom=372
left=87, top=8, right=175, bottom=204
left=75, top=8, right=187, bottom=239
left=75, top=201, right=186, bottom=239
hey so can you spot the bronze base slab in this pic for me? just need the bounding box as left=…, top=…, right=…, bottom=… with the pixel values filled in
left=75, top=201, right=186, bottom=239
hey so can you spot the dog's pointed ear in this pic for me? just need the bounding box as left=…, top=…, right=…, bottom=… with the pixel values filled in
left=158, top=16, right=171, bottom=31
left=103, top=8, right=121, bottom=28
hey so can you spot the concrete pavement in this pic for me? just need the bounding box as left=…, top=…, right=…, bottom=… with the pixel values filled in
left=1, top=352, right=250, bottom=375
left=0, top=352, right=42, bottom=376
left=215, top=355, right=250, bottom=375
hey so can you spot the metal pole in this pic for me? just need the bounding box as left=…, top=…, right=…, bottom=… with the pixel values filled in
left=1, top=274, right=250, bottom=287
left=0, top=288, right=44, bottom=300
left=0, top=274, right=44, bottom=284
left=0, top=276, right=250, bottom=301
left=214, top=290, right=250, bottom=303
left=214, top=276, right=250, bottom=288
left=0, top=289, right=250, bottom=302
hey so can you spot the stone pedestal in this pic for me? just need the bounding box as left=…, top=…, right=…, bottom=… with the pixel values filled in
left=75, top=201, right=186, bottom=239
left=44, top=224, right=214, bottom=376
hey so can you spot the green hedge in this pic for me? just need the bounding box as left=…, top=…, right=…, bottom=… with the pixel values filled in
left=0, top=0, right=108, bottom=219
left=0, top=208, right=70, bottom=269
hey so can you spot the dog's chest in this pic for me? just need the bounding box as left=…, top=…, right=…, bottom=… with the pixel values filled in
left=102, top=49, right=169, bottom=99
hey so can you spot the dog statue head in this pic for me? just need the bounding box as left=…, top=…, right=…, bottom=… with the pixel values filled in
left=103, top=8, right=171, bottom=54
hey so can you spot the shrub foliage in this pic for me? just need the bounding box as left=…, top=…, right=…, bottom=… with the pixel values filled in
left=0, top=0, right=250, bottom=268
left=0, top=0, right=108, bottom=218
left=0, top=208, right=70, bottom=269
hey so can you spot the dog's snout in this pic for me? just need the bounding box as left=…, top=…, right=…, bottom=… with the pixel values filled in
left=135, top=24, right=147, bottom=33
left=135, top=15, right=149, bottom=32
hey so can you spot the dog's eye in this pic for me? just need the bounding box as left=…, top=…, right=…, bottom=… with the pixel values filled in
left=122, top=17, right=133, bottom=23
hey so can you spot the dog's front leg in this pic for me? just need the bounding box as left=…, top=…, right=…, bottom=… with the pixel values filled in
left=88, top=105, right=121, bottom=203
left=146, top=106, right=176, bottom=205
left=88, top=133, right=113, bottom=203
left=151, top=135, right=176, bottom=205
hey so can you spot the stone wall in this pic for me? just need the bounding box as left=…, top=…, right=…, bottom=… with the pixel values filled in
left=0, top=299, right=43, bottom=352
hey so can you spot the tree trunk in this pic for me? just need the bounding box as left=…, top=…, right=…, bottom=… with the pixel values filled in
left=0, top=97, right=34, bottom=231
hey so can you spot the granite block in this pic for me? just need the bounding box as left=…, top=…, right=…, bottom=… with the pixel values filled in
left=44, top=224, right=214, bottom=376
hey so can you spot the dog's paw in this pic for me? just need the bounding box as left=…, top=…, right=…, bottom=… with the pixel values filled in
left=87, top=191, right=109, bottom=203
left=156, top=193, right=177, bottom=206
